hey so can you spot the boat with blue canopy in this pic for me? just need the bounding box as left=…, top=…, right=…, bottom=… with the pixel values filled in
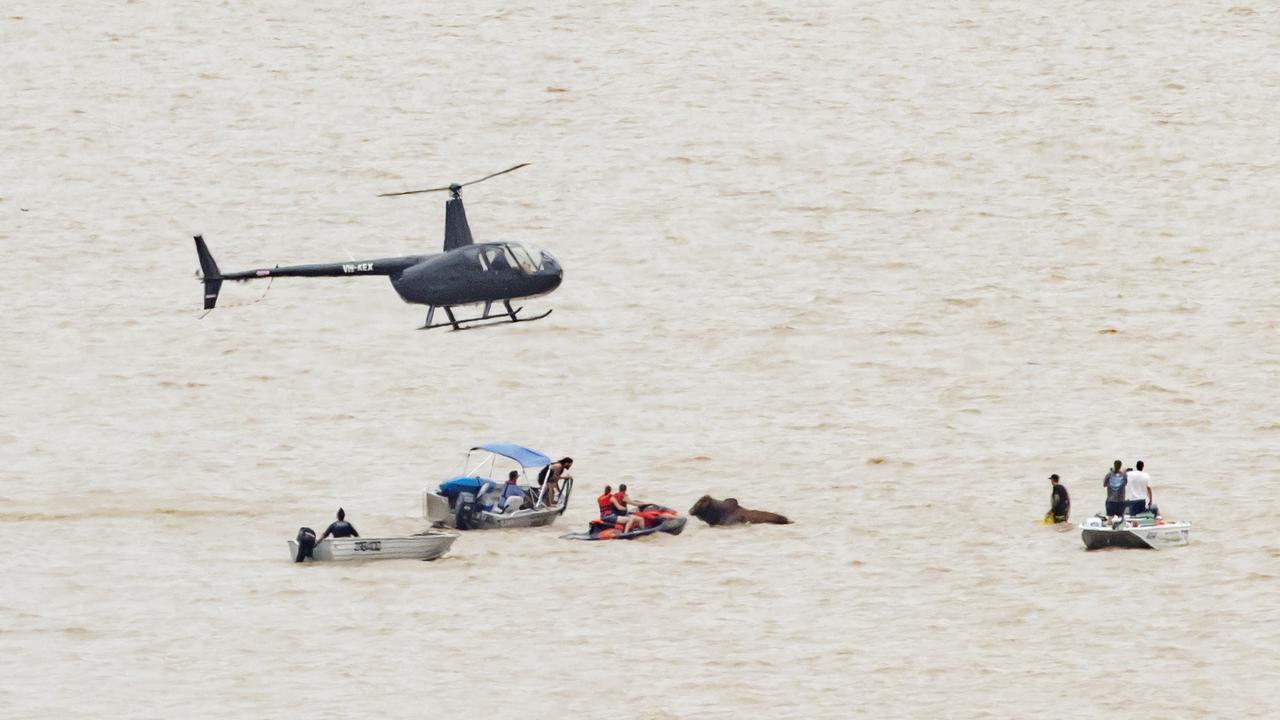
left=423, top=443, right=573, bottom=530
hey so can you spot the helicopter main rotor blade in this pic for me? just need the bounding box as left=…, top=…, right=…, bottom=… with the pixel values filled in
left=377, top=163, right=530, bottom=198
left=376, top=184, right=454, bottom=198
left=458, top=162, right=530, bottom=188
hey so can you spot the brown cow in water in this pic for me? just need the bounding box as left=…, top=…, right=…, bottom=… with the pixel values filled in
left=689, top=495, right=791, bottom=526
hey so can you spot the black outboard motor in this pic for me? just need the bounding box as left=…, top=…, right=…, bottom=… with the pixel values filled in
left=295, top=527, right=317, bottom=562
left=455, top=492, right=479, bottom=530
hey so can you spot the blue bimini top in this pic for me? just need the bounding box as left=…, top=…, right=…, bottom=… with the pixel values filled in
left=472, top=443, right=551, bottom=469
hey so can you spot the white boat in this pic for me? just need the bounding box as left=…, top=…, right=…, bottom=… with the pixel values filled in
left=1080, top=513, right=1191, bottom=550
left=423, top=443, right=573, bottom=530
left=288, top=531, right=457, bottom=562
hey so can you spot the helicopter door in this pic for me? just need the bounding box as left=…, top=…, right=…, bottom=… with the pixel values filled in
left=477, top=246, right=512, bottom=272
left=505, top=244, right=541, bottom=274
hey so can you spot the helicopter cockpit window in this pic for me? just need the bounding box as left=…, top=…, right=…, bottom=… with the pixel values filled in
left=506, top=243, right=542, bottom=274
left=478, top=246, right=507, bottom=272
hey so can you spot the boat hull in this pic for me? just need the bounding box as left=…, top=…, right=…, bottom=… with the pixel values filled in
left=1080, top=522, right=1191, bottom=551
left=424, top=490, right=569, bottom=530
left=288, top=532, right=457, bottom=562
left=474, top=508, right=561, bottom=529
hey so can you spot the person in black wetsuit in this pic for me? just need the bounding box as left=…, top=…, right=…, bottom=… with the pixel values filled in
left=318, top=507, right=359, bottom=541
left=1048, top=474, right=1070, bottom=523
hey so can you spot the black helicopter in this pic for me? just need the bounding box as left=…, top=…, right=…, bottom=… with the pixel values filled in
left=193, top=164, right=562, bottom=330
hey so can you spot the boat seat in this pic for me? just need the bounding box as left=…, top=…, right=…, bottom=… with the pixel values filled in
left=501, top=495, right=524, bottom=514
left=475, top=483, right=502, bottom=511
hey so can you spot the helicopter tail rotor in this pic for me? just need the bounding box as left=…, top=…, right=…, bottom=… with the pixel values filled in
left=377, top=163, right=530, bottom=198
left=193, top=235, right=224, bottom=310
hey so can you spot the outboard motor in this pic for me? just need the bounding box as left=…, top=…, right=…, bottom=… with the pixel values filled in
left=295, top=527, right=317, bottom=563
left=455, top=492, right=480, bottom=530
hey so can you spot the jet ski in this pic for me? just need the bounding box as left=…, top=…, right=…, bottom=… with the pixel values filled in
left=561, top=504, right=687, bottom=541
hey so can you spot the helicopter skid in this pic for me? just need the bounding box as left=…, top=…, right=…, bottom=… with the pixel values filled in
left=421, top=301, right=552, bottom=331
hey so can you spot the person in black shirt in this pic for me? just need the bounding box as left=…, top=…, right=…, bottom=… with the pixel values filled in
left=1049, top=474, right=1070, bottom=523
left=318, top=507, right=359, bottom=541
left=540, top=457, right=573, bottom=506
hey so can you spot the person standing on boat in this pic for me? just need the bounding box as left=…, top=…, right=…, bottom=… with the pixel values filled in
left=318, top=507, right=359, bottom=541
left=1103, top=461, right=1128, bottom=517
left=1048, top=474, right=1070, bottom=523
left=1125, top=460, right=1153, bottom=515
left=540, top=457, right=573, bottom=506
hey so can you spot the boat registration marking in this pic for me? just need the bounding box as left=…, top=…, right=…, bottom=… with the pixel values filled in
left=353, top=541, right=382, bottom=552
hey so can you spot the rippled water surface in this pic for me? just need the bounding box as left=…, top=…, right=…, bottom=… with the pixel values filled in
left=3, top=1, right=1279, bottom=718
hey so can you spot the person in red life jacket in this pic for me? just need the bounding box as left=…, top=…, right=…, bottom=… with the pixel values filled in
left=597, top=485, right=615, bottom=520
left=612, top=484, right=643, bottom=534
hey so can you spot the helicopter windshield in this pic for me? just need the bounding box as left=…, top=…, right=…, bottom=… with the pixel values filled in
left=476, top=245, right=512, bottom=272
left=505, top=243, right=543, bottom=274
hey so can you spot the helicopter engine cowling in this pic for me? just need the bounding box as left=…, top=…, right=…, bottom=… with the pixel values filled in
left=391, top=252, right=485, bottom=306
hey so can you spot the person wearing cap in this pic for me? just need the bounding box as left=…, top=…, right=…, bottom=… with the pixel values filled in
left=1125, top=460, right=1153, bottom=514
left=1048, top=474, right=1070, bottom=523
left=500, top=470, right=526, bottom=509
left=318, top=507, right=359, bottom=541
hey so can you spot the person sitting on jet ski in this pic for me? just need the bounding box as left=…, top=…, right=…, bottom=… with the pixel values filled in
left=612, top=484, right=644, bottom=534
left=597, top=485, right=615, bottom=519
left=318, top=507, right=359, bottom=541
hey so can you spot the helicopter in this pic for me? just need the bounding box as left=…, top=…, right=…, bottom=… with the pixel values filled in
left=192, top=163, right=562, bottom=330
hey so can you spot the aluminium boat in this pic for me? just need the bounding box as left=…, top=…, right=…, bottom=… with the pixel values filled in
left=288, top=530, right=457, bottom=562
left=423, top=443, right=573, bottom=530
left=1080, top=512, right=1191, bottom=550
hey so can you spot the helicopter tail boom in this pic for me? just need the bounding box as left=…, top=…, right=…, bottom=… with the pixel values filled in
left=192, top=234, right=436, bottom=311
left=193, top=235, right=224, bottom=310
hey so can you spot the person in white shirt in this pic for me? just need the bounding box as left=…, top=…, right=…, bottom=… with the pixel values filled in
left=1125, top=460, right=1153, bottom=514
